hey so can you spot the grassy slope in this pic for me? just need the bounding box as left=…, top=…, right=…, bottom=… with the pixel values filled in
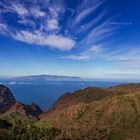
left=0, top=111, right=33, bottom=124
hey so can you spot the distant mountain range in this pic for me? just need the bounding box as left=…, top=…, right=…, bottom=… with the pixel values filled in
left=1, top=75, right=83, bottom=82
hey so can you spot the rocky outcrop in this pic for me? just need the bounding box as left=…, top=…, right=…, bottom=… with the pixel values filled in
left=26, top=103, right=43, bottom=117
left=0, top=84, right=16, bottom=113
left=7, top=102, right=43, bottom=120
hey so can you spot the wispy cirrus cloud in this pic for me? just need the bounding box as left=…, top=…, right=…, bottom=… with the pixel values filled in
left=11, top=3, right=29, bottom=17
left=74, top=0, right=105, bottom=25
left=81, top=18, right=117, bottom=46
left=62, top=55, right=90, bottom=60
left=76, top=10, right=107, bottom=35
left=62, top=45, right=140, bottom=80
left=62, top=45, right=104, bottom=60
left=0, top=23, right=8, bottom=34
left=46, top=19, right=59, bottom=30
left=110, top=22, right=133, bottom=26
left=29, top=6, right=46, bottom=18
left=62, top=44, right=140, bottom=68
left=0, top=0, right=131, bottom=52
left=14, top=31, right=75, bottom=51
left=102, top=47, right=140, bottom=63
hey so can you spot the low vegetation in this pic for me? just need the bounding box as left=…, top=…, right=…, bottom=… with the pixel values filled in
left=0, top=119, right=60, bottom=140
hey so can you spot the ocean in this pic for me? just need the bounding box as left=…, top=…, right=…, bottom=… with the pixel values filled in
left=2, top=81, right=124, bottom=110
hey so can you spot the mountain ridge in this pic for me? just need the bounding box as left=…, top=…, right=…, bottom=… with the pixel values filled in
left=39, top=83, right=140, bottom=139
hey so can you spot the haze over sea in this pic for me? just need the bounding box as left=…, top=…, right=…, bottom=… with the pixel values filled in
left=1, top=81, right=124, bottom=110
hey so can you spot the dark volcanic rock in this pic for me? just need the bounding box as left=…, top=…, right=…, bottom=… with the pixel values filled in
left=0, top=84, right=16, bottom=113
left=27, top=103, right=43, bottom=117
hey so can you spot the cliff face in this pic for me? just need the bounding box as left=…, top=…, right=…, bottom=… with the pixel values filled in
left=0, top=84, right=16, bottom=113
left=0, top=84, right=43, bottom=121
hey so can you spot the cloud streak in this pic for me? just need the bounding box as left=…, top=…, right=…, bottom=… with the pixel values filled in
left=62, top=45, right=104, bottom=60
left=14, top=31, right=75, bottom=51
left=110, top=22, right=133, bottom=26
left=74, top=0, right=105, bottom=25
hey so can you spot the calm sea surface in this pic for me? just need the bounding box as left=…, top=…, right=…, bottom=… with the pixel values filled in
left=3, top=81, right=124, bottom=110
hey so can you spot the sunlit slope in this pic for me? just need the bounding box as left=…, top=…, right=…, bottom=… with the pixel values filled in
left=40, top=84, right=140, bottom=140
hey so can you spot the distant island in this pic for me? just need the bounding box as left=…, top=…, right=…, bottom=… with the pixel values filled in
left=0, top=75, right=84, bottom=85
left=1, top=75, right=83, bottom=82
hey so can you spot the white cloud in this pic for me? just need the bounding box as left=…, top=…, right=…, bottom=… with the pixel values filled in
left=88, top=45, right=104, bottom=53
left=77, top=11, right=106, bottom=35
left=0, top=23, right=7, bottom=30
left=18, top=18, right=36, bottom=28
left=62, top=45, right=140, bottom=63
left=0, top=0, right=130, bottom=55
left=81, top=18, right=116, bottom=46
left=0, top=23, right=8, bottom=35
left=14, top=31, right=75, bottom=51
left=75, top=0, right=104, bottom=25
left=47, top=19, right=59, bottom=30
left=102, top=47, right=140, bottom=62
left=62, top=55, right=90, bottom=60
left=62, top=45, right=104, bottom=60
left=110, top=22, right=133, bottom=26
left=30, top=7, right=46, bottom=18
left=0, top=1, right=75, bottom=51
left=14, top=30, right=43, bottom=45
left=11, top=3, right=29, bottom=16
left=10, top=3, right=46, bottom=18
left=46, top=35, right=75, bottom=50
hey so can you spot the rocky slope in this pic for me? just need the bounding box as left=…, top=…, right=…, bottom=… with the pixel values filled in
left=50, top=87, right=124, bottom=110
left=40, top=83, right=140, bottom=140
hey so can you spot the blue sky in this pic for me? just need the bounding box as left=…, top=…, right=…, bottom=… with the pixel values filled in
left=0, top=0, right=140, bottom=80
